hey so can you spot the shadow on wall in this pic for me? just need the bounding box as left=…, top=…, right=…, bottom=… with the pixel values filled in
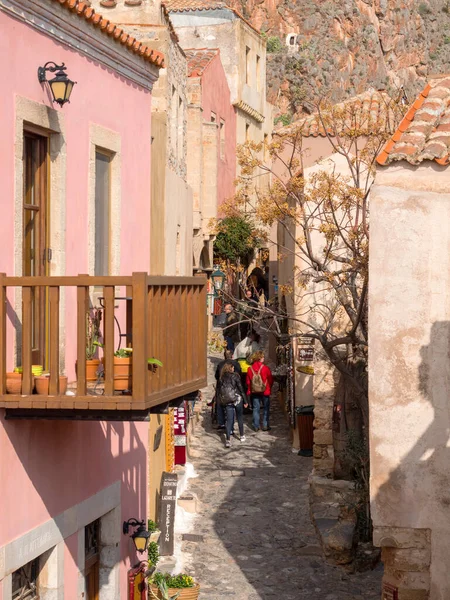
left=374, top=321, right=450, bottom=600
left=1, top=415, right=147, bottom=580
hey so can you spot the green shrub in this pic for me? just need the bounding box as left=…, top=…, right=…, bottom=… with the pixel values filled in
left=147, top=519, right=158, bottom=533
left=148, top=541, right=160, bottom=567
left=418, top=2, right=431, bottom=15
left=274, top=113, right=292, bottom=127
left=266, top=36, right=283, bottom=53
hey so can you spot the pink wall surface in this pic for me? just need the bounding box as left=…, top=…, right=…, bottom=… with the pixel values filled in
left=0, top=11, right=153, bottom=598
left=200, top=52, right=237, bottom=207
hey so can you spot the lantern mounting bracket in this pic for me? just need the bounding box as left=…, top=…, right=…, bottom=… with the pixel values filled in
left=37, top=61, right=66, bottom=83
left=123, top=518, right=145, bottom=535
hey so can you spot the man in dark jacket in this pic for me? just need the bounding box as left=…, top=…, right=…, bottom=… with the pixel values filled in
left=214, top=351, right=241, bottom=429
left=223, top=303, right=240, bottom=352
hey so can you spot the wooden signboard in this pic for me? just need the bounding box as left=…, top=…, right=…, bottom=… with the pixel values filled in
left=128, top=563, right=147, bottom=600
left=158, top=471, right=178, bottom=556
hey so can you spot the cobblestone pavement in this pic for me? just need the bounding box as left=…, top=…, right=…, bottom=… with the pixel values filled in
left=180, top=356, right=383, bottom=600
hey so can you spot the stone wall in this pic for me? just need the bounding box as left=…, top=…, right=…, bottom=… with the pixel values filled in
left=374, top=527, right=431, bottom=600
left=312, top=351, right=336, bottom=477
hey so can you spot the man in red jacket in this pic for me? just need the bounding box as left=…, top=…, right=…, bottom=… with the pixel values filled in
left=246, top=351, right=273, bottom=432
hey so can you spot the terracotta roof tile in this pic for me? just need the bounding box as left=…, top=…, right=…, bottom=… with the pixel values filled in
left=50, top=0, right=165, bottom=68
left=276, top=90, right=401, bottom=138
left=163, top=0, right=261, bottom=34
left=377, top=77, right=450, bottom=165
left=185, top=48, right=219, bottom=77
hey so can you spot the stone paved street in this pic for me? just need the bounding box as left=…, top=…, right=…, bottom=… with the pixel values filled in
left=179, top=356, right=383, bottom=599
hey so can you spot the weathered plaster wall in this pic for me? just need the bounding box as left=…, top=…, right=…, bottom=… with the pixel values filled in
left=369, top=162, right=450, bottom=600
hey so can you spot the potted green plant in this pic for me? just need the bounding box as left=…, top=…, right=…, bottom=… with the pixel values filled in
left=76, top=309, right=102, bottom=382
left=95, top=344, right=162, bottom=391
left=148, top=573, right=199, bottom=600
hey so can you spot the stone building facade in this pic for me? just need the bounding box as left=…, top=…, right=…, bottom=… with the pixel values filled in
left=185, top=48, right=237, bottom=272
left=89, top=0, right=193, bottom=276
left=370, top=76, right=450, bottom=600
left=165, top=0, right=273, bottom=192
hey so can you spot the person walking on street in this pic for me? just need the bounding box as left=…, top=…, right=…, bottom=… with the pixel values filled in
left=217, top=363, right=247, bottom=447
left=214, top=350, right=242, bottom=430
left=246, top=351, right=273, bottom=432
left=223, top=303, right=240, bottom=352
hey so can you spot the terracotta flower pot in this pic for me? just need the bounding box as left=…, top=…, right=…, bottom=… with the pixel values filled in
left=113, top=357, right=132, bottom=391
left=76, top=359, right=101, bottom=382
left=35, top=375, right=68, bottom=396
left=6, top=372, right=22, bottom=394
left=149, top=584, right=200, bottom=600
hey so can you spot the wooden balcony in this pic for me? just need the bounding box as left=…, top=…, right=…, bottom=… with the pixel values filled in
left=0, top=273, right=207, bottom=419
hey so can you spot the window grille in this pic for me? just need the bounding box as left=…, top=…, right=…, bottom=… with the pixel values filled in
left=85, top=519, right=100, bottom=563
left=12, top=558, right=39, bottom=600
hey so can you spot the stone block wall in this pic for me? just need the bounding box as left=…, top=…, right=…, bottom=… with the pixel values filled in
left=312, top=351, right=337, bottom=477
left=374, top=527, right=431, bottom=600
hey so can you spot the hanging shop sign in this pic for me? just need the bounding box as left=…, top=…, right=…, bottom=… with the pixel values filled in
left=128, top=563, right=147, bottom=600
left=174, top=402, right=187, bottom=465
left=297, top=346, right=314, bottom=361
left=382, top=583, right=398, bottom=600
left=158, top=472, right=178, bottom=556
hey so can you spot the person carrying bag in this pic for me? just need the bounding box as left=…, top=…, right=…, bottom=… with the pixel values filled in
left=217, top=362, right=247, bottom=447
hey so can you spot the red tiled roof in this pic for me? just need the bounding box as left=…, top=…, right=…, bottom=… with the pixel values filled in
left=377, top=77, right=450, bottom=166
left=163, top=0, right=261, bottom=34
left=185, top=48, right=219, bottom=77
left=51, top=0, right=165, bottom=68
left=276, top=90, right=401, bottom=138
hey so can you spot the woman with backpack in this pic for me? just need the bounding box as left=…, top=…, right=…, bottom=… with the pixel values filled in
left=246, top=351, right=274, bottom=432
left=217, top=362, right=247, bottom=448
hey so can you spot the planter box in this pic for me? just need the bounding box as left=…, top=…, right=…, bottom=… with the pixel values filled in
left=149, top=531, right=161, bottom=543
left=149, top=584, right=200, bottom=600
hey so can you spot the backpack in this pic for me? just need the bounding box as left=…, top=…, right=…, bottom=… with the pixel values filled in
left=217, top=374, right=239, bottom=406
left=250, top=365, right=266, bottom=394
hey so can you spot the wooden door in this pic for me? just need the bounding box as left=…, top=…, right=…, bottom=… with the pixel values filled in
left=23, top=132, right=49, bottom=367
left=85, top=519, right=100, bottom=600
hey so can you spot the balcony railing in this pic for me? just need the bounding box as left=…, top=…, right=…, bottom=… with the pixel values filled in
left=0, top=273, right=207, bottom=416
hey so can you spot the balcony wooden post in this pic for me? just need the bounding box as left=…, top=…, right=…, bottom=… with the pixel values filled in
left=22, top=286, right=33, bottom=395
left=76, top=280, right=89, bottom=396
left=0, top=274, right=6, bottom=396
left=103, top=286, right=115, bottom=397
left=132, top=272, right=148, bottom=401
left=48, top=286, right=60, bottom=395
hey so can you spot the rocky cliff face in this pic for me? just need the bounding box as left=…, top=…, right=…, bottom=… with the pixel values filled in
left=230, top=0, right=450, bottom=120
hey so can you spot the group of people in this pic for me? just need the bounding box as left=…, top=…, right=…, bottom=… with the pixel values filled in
left=214, top=347, right=273, bottom=448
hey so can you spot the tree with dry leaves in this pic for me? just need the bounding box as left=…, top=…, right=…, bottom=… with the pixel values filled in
left=223, top=92, right=404, bottom=540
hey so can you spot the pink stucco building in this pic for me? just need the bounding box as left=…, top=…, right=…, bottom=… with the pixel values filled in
left=0, top=1, right=165, bottom=598
left=185, top=48, right=237, bottom=272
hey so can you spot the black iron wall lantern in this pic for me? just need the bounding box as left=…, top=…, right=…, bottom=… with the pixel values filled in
left=211, top=267, right=225, bottom=293
left=123, top=518, right=150, bottom=553
left=37, top=62, right=76, bottom=107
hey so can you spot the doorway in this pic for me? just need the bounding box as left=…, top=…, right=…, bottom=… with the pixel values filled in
left=23, top=131, right=49, bottom=367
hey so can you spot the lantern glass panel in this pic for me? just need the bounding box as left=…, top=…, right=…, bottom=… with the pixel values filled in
left=49, top=80, right=67, bottom=104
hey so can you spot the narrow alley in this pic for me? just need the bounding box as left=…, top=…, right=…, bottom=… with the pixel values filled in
left=179, top=358, right=383, bottom=600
